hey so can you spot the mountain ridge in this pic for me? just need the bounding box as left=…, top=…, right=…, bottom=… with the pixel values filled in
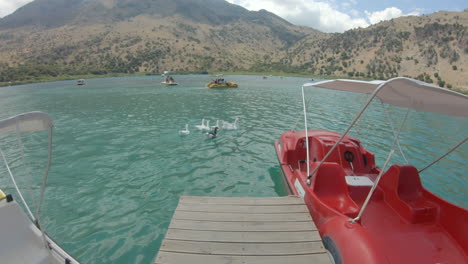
left=0, top=0, right=292, bottom=29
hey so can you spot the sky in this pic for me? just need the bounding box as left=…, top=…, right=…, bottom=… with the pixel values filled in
left=226, top=0, right=467, bottom=32
left=0, top=0, right=466, bottom=32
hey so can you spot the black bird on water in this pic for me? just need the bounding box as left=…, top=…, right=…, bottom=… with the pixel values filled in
left=206, top=127, right=219, bottom=139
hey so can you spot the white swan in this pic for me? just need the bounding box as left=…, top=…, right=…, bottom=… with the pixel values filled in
left=211, top=120, right=221, bottom=130
left=201, top=120, right=211, bottom=131
left=195, top=119, right=205, bottom=130
left=179, top=124, right=190, bottom=136
left=222, top=117, right=239, bottom=130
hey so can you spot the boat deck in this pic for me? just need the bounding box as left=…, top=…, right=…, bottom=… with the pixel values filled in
left=154, top=196, right=331, bottom=264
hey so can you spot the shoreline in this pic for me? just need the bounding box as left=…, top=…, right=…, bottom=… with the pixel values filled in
left=0, top=71, right=329, bottom=88
left=1, top=71, right=467, bottom=95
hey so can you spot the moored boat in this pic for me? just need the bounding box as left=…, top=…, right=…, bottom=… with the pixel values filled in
left=161, top=75, right=178, bottom=86
left=206, top=76, right=238, bottom=88
left=0, top=112, right=80, bottom=264
left=275, top=78, right=468, bottom=264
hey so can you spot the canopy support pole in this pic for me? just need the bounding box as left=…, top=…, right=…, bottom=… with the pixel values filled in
left=419, top=136, right=468, bottom=173
left=350, top=150, right=395, bottom=223
left=382, top=102, right=410, bottom=164
left=301, top=85, right=311, bottom=179
left=0, top=148, right=36, bottom=220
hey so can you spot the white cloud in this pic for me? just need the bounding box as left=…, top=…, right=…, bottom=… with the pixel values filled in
left=365, top=7, right=419, bottom=24
left=227, top=1, right=423, bottom=33
left=227, top=0, right=369, bottom=33
left=0, top=0, right=33, bottom=18
left=349, top=9, right=360, bottom=18
left=1, top=0, right=421, bottom=33
left=342, top=0, right=357, bottom=9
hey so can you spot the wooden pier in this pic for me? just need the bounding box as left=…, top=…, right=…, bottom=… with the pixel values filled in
left=154, top=196, right=331, bottom=264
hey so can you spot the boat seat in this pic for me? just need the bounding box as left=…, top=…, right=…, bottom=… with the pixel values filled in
left=313, top=162, right=360, bottom=217
left=379, top=165, right=439, bottom=223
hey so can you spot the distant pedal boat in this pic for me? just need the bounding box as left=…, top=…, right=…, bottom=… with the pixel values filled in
left=162, top=75, right=178, bottom=86
left=206, top=76, right=237, bottom=88
left=206, top=82, right=237, bottom=88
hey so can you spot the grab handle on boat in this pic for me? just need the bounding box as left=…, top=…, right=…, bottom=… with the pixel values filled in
left=344, top=151, right=355, bottom=175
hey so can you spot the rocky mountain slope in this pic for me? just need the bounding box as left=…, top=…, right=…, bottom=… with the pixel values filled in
left=0, top=0, right=466, bottom=90
left=283, top=11, right=468, bottom=89
left=0, top=0, right=321, bottom=81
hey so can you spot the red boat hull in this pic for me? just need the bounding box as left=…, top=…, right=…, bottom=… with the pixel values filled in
left=276, top=129, right=468, bottom=264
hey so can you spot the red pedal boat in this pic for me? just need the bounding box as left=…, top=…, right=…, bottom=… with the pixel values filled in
left=275, top=78, right=468, bottom=264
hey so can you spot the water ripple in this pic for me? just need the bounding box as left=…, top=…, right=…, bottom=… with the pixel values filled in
left=0, top=75, right=466, bottom=264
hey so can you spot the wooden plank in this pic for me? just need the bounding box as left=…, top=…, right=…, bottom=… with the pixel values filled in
left=155, top=252, right=332, bottom=264
left=153, top=196, right=331, bottom=264
left=165, top=229, right=322, bottom=243
left=172, top=211, right=312, bottom=222
left=160, top=240, right=326, bottom=255
left=169, top=219, right=317, bottom=232
left=176, top=203, right=309, bottom=213
left=179, top=196, right=304, bottom=205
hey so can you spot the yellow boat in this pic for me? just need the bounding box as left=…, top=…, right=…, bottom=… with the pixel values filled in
left=206, top=77, right=238, bottom=88
left=161, top=81, right=178, bottom=86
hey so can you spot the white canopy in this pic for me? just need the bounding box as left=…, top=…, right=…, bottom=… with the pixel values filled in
left=0, top=112, right=53, bottom=135
left=304, top=77, right=468, bottom=117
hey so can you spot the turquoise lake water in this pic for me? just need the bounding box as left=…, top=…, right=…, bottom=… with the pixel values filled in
left=0, top=75, right=466, bottom=264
